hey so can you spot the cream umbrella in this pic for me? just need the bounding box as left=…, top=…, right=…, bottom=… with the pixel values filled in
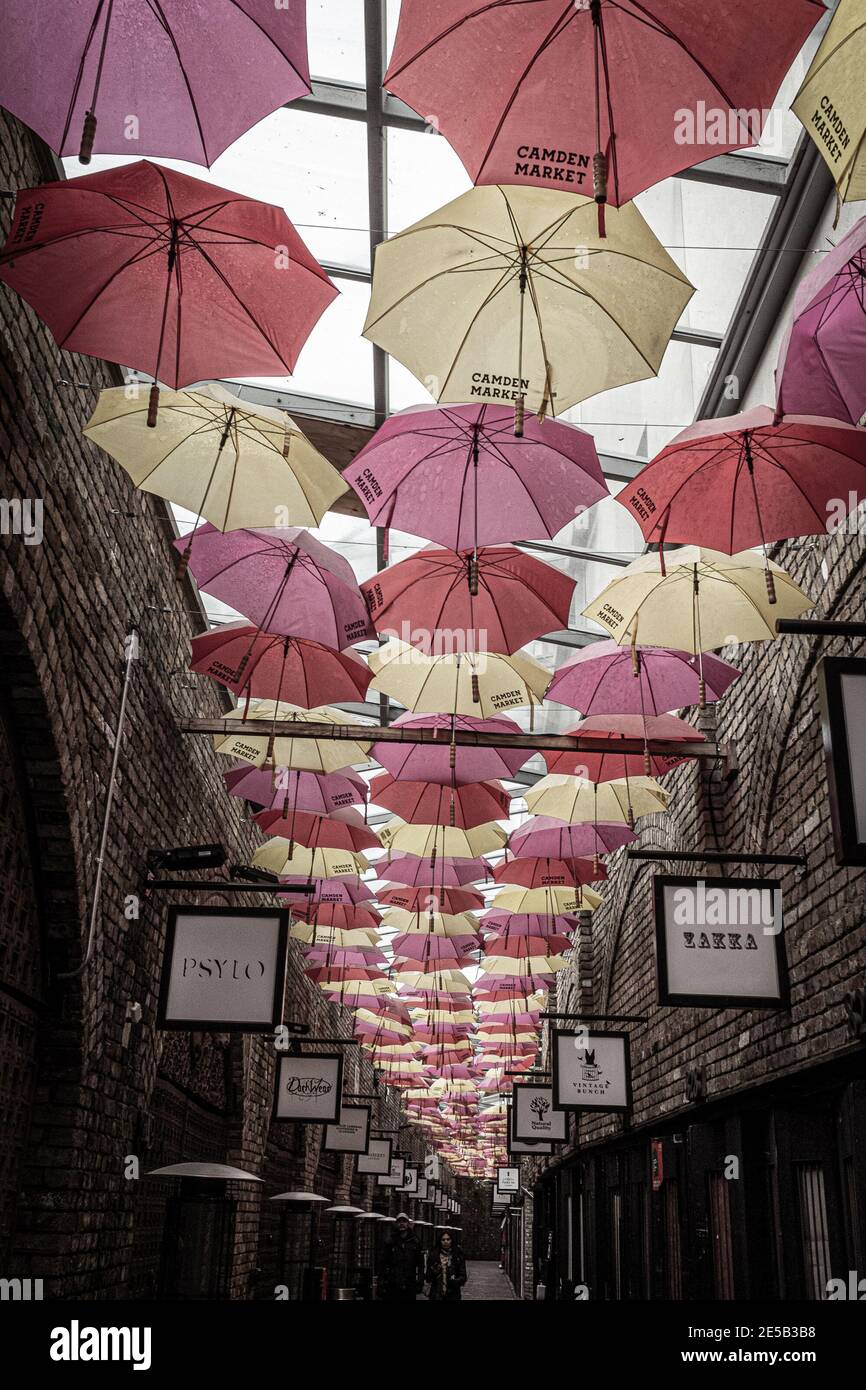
left=524, top=774, right=669, bottom=827
left=491, top=885, right=602, bottom=914
left=363, top=184, right=693, bottom=429
left=212, top=703, right=372, bottom=773
left=378, top=820, right=507, bottom=859
left=379, top=908, right=481, bottom=938
left=84, top=382, right=346, bottom=531
left=289, top=924, right=381, bottom=948
left=792, top=0, right=866, bottom=210
left=479, top=956, right=569, bottom=976
left=368, top=639, right=549, bottom=717
left=252, top=841, right=369, bottom=879
left=397, top=969, right=474, bottom=994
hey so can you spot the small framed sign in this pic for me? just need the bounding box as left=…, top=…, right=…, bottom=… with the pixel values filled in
left=416, top=1176, right=429, bottom=1201
left=323, top=1105, right=371, bottom=1154
left=552, top=1029, right=632, bottom=1114
left=157, top=907, right=289, bottom=1031
left=497, top=1166, right=520, bottom=1195
left=357, top=1137, right=393, bottom=1176
left=653, top=875, right=787, bottom=1009
left=377, top=1156, right=406, bottom=1188
left=273, top=1052, right=344, bottom=1125
left=512, top=1083, right=567, bottom=1144
left=818, top=657, right=866, bottom=866
left=508, top=1103, right=553, bottom=1157
left=397, top=1166, right=419, bottom=1195
left=490, top=1188, right=511, bottom=1213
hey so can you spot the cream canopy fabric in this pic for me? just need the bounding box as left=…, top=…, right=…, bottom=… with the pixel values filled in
left=84, top=382, right=346, bottom=530
left=368, top=638, right=550, bottom=715
left=252, top=840, right=369, bottom=878
left=582, top=547, right=813, bottom=652
left=491, top=884, right=602, bottom=914
left=363, top=184, right=694, bottom=416
left=793, top=0, right=866, bottom=205
left=378, top=820, right=507, bottom=858
left=212, top=703, right=372, bottom=773
left=379, top=908, right=481, bottom=937
left=524, top=774, right=669, bottom=823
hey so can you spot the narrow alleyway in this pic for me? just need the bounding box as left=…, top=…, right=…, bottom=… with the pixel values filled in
left=462, top=1262, right=517, bottom=1300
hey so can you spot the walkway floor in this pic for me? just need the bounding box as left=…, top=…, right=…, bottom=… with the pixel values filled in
left=462, top=1261, right=517, bottom=1300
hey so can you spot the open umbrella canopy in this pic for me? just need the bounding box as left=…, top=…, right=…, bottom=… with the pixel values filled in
left=615, top=407, right=866, bottom=556
left=775, top=214, right=866, bottom=425
left=385, top=0, right=822, bottom=206
left=343, top=403, right=607, bottom=550
left=546, top=640, right=741, bottom=716
left=368, top=639, right=550, bottom=716
left=793, top=0, right=866, bottom=206
left=378, top=820, right=507, bottom=859
left=368, top=774, right=510, bottom=828
left=0, top=0, right=310, bottom=165
left=278, top=876, right=375, bottom=906
left=362, top=183, right=693, bottom=418
left=582, top=547, right=814, bottom=653
left=546, top=715, right=706, bottom=781
left=379, top=908, right=481, bottom=940
left=0, top=162, right=336, bottom=404
left=212, top=703, right=372, bottom=774
left=391, top=936, right=476, bottom=966
left=510, top=817, right=637, bottom=858
left=85, top=385, right=346, bottom=529
left=373, top=713, right=530, bottom=785
left=376, top=884, right=485, bottom=913
left=252, top=841, right=369, bottom=879
left=252, top=807, right=380, bottom=852
left=491, top=884, right=602, bottom=914
left=361, top=544, right=575, bottom=654
left=491, top=856, right=603, bottom=888
left=480, top=913, right=578, bottom=939
left=224, top=766, right=366, bottom=815
left=379, top=854, right=491, bottom=888
left=524, top=773, right=669, bottom=824
left=190, top=627, right=370, bottom=706
left=288, top=902, right=381, bottom=931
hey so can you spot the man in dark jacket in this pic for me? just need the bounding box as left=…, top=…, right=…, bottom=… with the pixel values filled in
left=380, top=1212, right=425, bottom=1301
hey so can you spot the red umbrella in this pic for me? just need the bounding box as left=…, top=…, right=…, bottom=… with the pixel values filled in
left=191, top=625, right=370, bottom=706
left=544, top=714, right=705, bottom=780
left=368, top=774, right=510, bottom=828
left=385, top=1, right=822, bottom=224
left=376, top=884, right=485, bottom=913
left=286, top=903, right=382, bottom=933
left=253, top=807, right=380, bottom=852
left=0, top=161, right=335, bottom=422
left=483, top=934, right=572, bottom=957
left=361, top=544, right=575, bottom=654
left=491, top=856, right=604, bottom=888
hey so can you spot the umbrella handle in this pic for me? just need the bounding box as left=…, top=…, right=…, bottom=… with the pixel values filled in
left=593, top=153, right=607, bottom=238
left=471, top=674, right=481, bottom=704
left=79, top=110, right=97, bottom=163
left=513, top=396, right=525, bottom=438
left=175, top=539, right=192, bottom=581
left=146, top=383, right=160, bottom=428
left=765, top=566, right=777, bottom=606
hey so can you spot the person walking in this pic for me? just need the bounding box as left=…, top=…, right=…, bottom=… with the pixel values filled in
left=425, top=1229, right=467, bottom=1302
left=380, top=1212, right=425, bottom=1302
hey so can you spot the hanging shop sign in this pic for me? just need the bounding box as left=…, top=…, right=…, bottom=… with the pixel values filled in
left=512, top=1083, right=567, bottom=1144
left=818, top=657, right=866, bottom=866
left=653, top=875, right=787, bottom=1008
left=377, top=1156, right=406, bottom=1188
left=508, top=1104, right=552, bottom=1156
left=496, top=1166, right=520, bottom=1195
left=552, top=1029, right=632, bottom=1113
left=357, top=1137, right=393, bottom=1176
left=396, top=1166, right=419, bottom=1195
left=416, top=1176, right=429, bottom=1201
left=323, top=1105, right=372, bottom=1155
left=490, top=1189, right=512, bottom=1213
left=157, top=906, right=290, bottom=1031
left=273, top=1052, right=344, bottom=1125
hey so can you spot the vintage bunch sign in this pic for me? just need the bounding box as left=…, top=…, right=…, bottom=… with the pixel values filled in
left=818, top=657, right=866, bottom=866
left=324, top=1105, right=371, bottom=1155
left=512, top=1083, right=567, bottom=1144
left=273, top=1052, right=344, bottom=1125
left=552, top=1029, right=632, bottom=1114
left=356, top=1137, right=393, bottom=1176
left=157, top=907, right=290, bottom=1031
left=653, top=875, right=787, bottom=1008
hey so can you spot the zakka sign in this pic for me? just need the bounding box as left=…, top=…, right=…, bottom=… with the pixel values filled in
left=552, top=1029, right=632, bottom=1114
left=324, top=1105, right=371, bottom=1155
left=512, top=1084, right=567, bottom=1144
left=157, top=907, right=289, bottom=1031
left=653, top=876, right=787, bottom=1009
left=357, top=1138, right=393, bottom=1176
left=273, top=1053, right=343, bottom=1125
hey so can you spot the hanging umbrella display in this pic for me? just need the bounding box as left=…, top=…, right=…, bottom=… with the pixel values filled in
left=378, top=821, right=506, bottom=861
left=376, top=884, right=485, bottom=913
left=544, top=714, right=705, bottom=781
left=793, top=0, right=866, bottom=209
left=615, top=408, right=866, bottom=588
left=0, top=0, right=310, bottom=165
left=368, top=640, right=550, bottom=717
left=368, top=774, right=510, bottom=828
left=491, top=885, right=601, bottom=914
left=252, top=807, right=380, bottom=852
left=343, top=403, right=607, bottom=549
left=362, top=184, right=693, bottom=423
left=775, top=215, right=866, bottom=425
left=509, top=817, right=636, bottom=858
left=480, top=912, right=578, bottom=939
left=385, top=0, right=822, bottom=212
left=524, top=773, right=669, bottom=827
left=491, top=856, right=603, bottom=888
left=278, top=876, right=375, bottom=907
left=289, top=903, right=381, bottom=935
left=547, top=641, right=740, bottom=716
left=212, top=703, right=372, bottom=774
left=171, top=523, right=371, bottom=642
left=361, top=545, right=575, bottom=654
left=379, top=855, right=491, bottom=888
left=85, top=386, right=346, bottom=537
left=372, top=712, right=530, bottom=786
left=190, top=627, right=370, bottom=706
left=251, top=841, right=369, bottom=879
left=223, top=766, right=366, bottom=814
left=0, top=162, right=336, bottom=423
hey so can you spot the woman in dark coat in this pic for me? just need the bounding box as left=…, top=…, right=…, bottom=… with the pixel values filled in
left=425, top=1230, right=468, bottom=1301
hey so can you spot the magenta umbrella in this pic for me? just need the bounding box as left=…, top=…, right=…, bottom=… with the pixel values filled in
left=481, top=912, right=577, bottom=938
left=190, top=625, right=370, bottom=706
left=378, top=856, right=491, bottom=888
left=223, top=766, right=366, bottom=814
left=0, top=1, right=310, bottom=165
left=546, top=639, right=740, bottom=715
left=175, top=524, right=373, bottom=648
left=278, top=877, right=375, bottom=907
left=776, top=216, right=866, bottom=426
left=509, top=818, right=637, bottom=858
left=343, top=403, right=607, bottom=551
left=373, top=712, right=530, bottom=785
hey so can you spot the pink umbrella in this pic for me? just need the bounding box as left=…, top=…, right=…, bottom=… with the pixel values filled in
left=190, top=625, right=370, bottom=706
left=253, top=807, right=380, bottom=852
left=0, top=162, right=335, bottom=420
left=278, top=877, right=375, bottom=906
left=373, top=712, right=530, bottom=785
left=391, top=936, right=477, bottom=964
left=368, top=774, right=510, bottom=828
left=0, top=1, right=310, bottom=165
left=510, top=818, right=637, bottom=858
left=384, top=1, right=822, bottom=217
left=376, top=884, right=485, bottom=913
left=304, top=946, right=387, bottom=968
left=615, top=407, right=866, bottom=567
left=546, top=639, right=740, bottom=715
left=361, top=544, right=575, bottom=654
left=776, top=216, right=866, bottom=426
left=380, top=855, right=491, bottom=888
left=176, top=525, right=373, bottom=648
left=224, top=766, right=366, bottom=814
left=545, top=714, right=705, bottom=780
left=480, top=912, right=577, bottom=939
left=344, top=403, right=607, bottom=550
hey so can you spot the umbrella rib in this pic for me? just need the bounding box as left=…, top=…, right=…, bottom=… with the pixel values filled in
left=437, top=263, right=520, bottom=400
left=627, top=1, right=746, bottom=118
left=223, top=0, right=311, bottom=93
left=55, top=236, right=170, bottom=351
left=148, top=0, right=211, bottom=165
left=364, top=249, right=517, bottom=333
